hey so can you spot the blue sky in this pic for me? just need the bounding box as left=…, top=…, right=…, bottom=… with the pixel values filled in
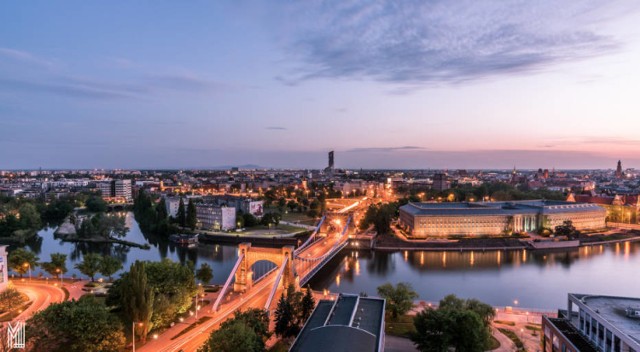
left=2, top=1, right=640, bottom=169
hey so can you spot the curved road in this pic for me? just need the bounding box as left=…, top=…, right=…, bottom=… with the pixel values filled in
left=11, top=281, right=66, bottom=321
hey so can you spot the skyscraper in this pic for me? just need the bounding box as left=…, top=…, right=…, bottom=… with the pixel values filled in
left=328, top=151, right=334, bottom=170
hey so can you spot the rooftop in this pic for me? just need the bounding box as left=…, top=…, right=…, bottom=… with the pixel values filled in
left=571, top=294, right=640, bottom=345
left=400, top=200, right=605, bottom=216
left=290, top=294, right=385, bottom=352
left=546, top=317, right=598, bottom=352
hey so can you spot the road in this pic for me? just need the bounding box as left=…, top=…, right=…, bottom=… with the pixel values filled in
left=139, top=230, right=347, bottom=352
left=10, top=280, right=66, bottom=321
left=139, top=202, right=365, bottom=352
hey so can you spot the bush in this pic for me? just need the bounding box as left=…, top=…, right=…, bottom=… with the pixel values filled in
left=0, top=288, right=26, bottom=313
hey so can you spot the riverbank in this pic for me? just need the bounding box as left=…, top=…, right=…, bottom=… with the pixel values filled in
left=199, top=232, right=301, bottom=246
left=61, top=236, right=151, bottom=249
left=371, top=230, right=640, bottom=252
left=374, top=235, right=527, bottom=251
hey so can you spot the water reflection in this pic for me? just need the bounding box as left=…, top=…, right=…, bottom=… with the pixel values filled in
left=15, top=212, right=240, bottom=284
left=308, top=242, right=640, bottom=309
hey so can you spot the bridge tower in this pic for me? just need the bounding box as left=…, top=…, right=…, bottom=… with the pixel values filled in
left=233, top=243, right=297, bottom=292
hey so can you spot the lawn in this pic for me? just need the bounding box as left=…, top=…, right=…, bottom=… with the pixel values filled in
left=497, top=328, right=526, bottom=351
left=268, top=340, right=291, bottom=352
left=385, top=314, right=416, bottom=337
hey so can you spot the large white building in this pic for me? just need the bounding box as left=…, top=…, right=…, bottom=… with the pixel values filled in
left=164, top=197, right=182, bottom=218
left=195, top=204, right=237, bottom=231
left=399, top=200, right=606, bottom=237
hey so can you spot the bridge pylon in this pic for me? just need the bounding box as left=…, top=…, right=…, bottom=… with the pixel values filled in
left=233, top=243, right=297, bottom=293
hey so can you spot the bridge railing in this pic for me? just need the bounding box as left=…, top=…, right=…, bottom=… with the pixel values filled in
left=299, top=240, right=349, bottom=286
left=294, top=215, right=326, bottom=255
left=265, top=256, right=289, bottom=312
left=212, top=253, right=244, bottom=312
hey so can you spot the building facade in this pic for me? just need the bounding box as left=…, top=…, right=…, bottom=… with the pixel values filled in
left=97, top=179, right=132, bottom=202
left=0, top=245, right=8, bottom=292
left=432, top=173, right=451, bottom=191
left=195, top=204, right=237, bottom=231
left=164, top=197, right=182, bottom=218
left=542, top=293, right=640, bottom=352
left=399, top=200, right=606, bottom=237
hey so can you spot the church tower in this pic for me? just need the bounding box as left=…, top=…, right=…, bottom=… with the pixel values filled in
left=616, top=160, right=623, bottom=179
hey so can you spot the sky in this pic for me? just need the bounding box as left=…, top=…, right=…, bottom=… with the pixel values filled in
left=1, top=0, right=640, bottom=170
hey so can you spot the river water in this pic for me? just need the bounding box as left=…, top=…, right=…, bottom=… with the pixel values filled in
left=21, top=212, right=640, bottom=310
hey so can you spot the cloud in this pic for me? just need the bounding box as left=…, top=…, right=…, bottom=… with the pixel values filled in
left=0, top=77, right=138, bottom=100
left=0, top=69, right=229, bottom=100
left=541, top=136, right=640, bottom=148
left=266, top=126, right=287, bottom=130
left=0, top=47, right=55, bottom=69
left=144, top=74, right=228, bottom=93
left=346, top=146, right=425, bottom=152
left=273, top=0, right=635, bottom=86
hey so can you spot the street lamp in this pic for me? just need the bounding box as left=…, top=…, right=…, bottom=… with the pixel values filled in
left=132, top=322, right=143, bottom=352
left=23, top=262, right=31, bottom=281
left=56, top=268, right=62, bottom=285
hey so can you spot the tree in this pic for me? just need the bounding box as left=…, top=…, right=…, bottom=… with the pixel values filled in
left=108, top=258, right=198, bottom=330
left=156, top=197, right=168, bottom=220
left=177, top=197, right=186, bottom=227
left=41, top=253, right=67, bottom=279
left=234, top=309, right=271, bottom=341
left=287, top=200, right=298, bottom=212
left=412, top=295, right=493, bottom=352
left=199, top=319, right=263, bottom=352
left=195, top=263, right=213, bottom=284
left=377, top=282, right=419, bottom=319
left=18, top=203, right=42, bottom=230
left=122, top=261, right=154, bottom=343
left=100, top=255, right=123, bottom=282
left=187, top=199, right=197, bottom=230
left=555, top=220, right=580, bottom=239
left=27, top=296, right=125, bottom=352
left=85, top=196, right=107, bottom=213
left=243, top=213, right=259, bottom=227
left=300, top=286, right=316, bottom=323
left=274, top=293, right=295, bottom=338
left=8, top=248, right=39, bottom=277
left=261, top=212, right=282, bottom=227
left=412, top=308, right=452, bottom=352
left=74, top=253, right=102, bottom=281
left=360, top=203, right=398, bottom=234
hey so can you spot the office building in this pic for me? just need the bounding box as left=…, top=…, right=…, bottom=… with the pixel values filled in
left=97, top=179, right=132, bottom=202
left=432, top=173, right=450, bottom=191
left=164, top=197, right=182, bottom=218
left=542, top=293, right=640, bottom=352
left=399, top=200, right=606, bottom=237
left=195, top=204, right=237, bottom=231
left=290, top=293, right=385, bottom=352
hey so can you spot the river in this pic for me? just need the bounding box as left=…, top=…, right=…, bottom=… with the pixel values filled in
left=19, top=212, right=640, bottom=310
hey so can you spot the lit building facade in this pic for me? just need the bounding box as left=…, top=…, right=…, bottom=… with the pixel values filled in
left=542, top=293, right=640, bottom=352
left=97, top=179, right=132, bottom=202
left=399, top=200, right=606, bottom=237
left=195, top=204, right=237, bottom=231
left=0, top=245, right=8, bottom=292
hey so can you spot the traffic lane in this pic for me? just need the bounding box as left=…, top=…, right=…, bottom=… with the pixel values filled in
left=11, top=281, right=65, bottom=321
left=144, top=271, right=279, bottom=352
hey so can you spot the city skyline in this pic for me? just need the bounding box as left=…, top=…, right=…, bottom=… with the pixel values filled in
left=2, top=1, right=640, bottom=169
